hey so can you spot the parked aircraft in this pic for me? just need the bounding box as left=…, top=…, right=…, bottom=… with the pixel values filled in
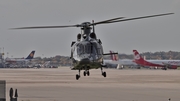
left=5, top=51, right=35, bottom=64
left=133, top=50, right=179, bottom=70
left=104, top=51, right=138, bottom=69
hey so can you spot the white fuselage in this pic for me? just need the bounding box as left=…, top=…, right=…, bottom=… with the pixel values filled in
left=147, top=60, right=180, bottom=66
left=104, top=59, right=137, bottom=67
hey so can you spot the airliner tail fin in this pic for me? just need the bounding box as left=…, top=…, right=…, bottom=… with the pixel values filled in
left=26, top=51, right=35, bottom=59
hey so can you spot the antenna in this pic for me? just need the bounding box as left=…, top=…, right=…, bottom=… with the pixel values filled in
left=92, top=20, right=95, bottom=33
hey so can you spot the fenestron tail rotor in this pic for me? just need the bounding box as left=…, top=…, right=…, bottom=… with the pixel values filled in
left=10, top=13, right=174, bottom=30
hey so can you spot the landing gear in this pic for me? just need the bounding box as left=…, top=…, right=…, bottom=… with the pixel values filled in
left=102, top=71, right=106, bottom=77
left=83, top=71, right=86, bottom=76
left=163, top=67, right=167, bottom=70
left=87, top=71, right=90, bottom=76
left=76, top=69, right=81, bottom=80
left=101, top=67, right=107, bottom=77
left=75, top=66, right=106, bottom=80
left=76, top=74, right=80, bottom=80
left=83, top=70, right=90, bottom=76
left=76, top=69, right=90, bottom=80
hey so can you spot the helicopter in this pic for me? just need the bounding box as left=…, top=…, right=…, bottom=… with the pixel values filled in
left=12, top=13, right=173, bottom=80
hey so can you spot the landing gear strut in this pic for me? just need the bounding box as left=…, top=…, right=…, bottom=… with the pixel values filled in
left=101, top=67, right=106, bottom=77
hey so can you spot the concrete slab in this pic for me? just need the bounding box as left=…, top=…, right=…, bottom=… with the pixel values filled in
left=0, top=67, right=179, bottom=101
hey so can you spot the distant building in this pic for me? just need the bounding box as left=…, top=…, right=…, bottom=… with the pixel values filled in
left=0, top=53, right=4, bottom=68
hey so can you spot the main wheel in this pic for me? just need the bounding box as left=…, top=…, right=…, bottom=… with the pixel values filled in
left=76, top=74, right=80, bottom=80
left=83, top=71, right=86, bottom=76
left=103, top=72, right=106, bottom=77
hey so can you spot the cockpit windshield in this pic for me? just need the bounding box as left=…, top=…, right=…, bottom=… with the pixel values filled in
left=77, top=43, right=93, bottom=54
left=72, top=42, right=103, bottom=57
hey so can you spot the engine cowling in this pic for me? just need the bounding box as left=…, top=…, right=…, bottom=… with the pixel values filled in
left=90, top=33, right=97, bottom=39
left=169, top=65, right=177, bottom=69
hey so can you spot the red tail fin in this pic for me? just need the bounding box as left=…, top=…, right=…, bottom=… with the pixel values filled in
left=114, top=54, right=118, bottom=61
left=110, top=51, right=114, bottom=60
left=110, top=50, right=118, bottom=61
left=133, top=50, right=143, bottom=61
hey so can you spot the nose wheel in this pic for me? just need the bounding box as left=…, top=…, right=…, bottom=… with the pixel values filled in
left=83, top=70, right=90, bottom=76
left=87, top=71, right=90, bottom=76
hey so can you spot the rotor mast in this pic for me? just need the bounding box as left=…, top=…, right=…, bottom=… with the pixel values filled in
left=80, top=22, right=92, bottom=41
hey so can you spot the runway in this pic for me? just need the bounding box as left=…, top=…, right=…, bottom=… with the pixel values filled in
left=1, top=67, right=180, bottom=101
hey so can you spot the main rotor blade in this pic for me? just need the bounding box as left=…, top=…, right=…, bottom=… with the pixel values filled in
left=11, top=24, right=80, bottom=29
left=11, top=13, right=174, bottom=29
left=96, top=13, right=174, bottom=25
left=91, top=17, right=125, bottom=25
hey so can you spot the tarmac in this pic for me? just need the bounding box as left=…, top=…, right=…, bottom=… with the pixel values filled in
left=0, top=67, right=180, bottom=101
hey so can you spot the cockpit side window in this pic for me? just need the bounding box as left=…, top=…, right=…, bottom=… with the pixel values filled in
left=85, top=44, right=91, bottom=54
left=97, top=48, right=102, bottom=55
left=77, top=44, right=83, bottom=54
left=92, top=42, right=103, bottom=55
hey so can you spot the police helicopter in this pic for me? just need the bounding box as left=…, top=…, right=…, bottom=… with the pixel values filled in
left=12, top=13, right=173, bottom=80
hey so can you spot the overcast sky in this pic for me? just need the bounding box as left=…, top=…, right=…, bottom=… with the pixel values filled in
left=0, top=0, right=179, bottom=58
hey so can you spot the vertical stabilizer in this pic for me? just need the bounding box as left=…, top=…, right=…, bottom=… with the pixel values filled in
left=133, top=50, right=143, bottom=60
left=26, top=51, right=35, bottom=59
left=110, top=50, right=118, bottom=61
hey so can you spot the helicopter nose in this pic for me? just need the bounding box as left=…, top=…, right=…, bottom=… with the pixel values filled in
left=79, top=58, right=90, bottom=64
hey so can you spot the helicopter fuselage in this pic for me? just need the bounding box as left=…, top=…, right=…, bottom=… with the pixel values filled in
left=71, top=39, right=104, bottom=70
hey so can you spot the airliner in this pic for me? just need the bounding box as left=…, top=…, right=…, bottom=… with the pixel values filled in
left=133, top=50, right=180, bottom=70
left=104, top=51, right=138, bottom=69
left=5, top=51, right=35, bottom=64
